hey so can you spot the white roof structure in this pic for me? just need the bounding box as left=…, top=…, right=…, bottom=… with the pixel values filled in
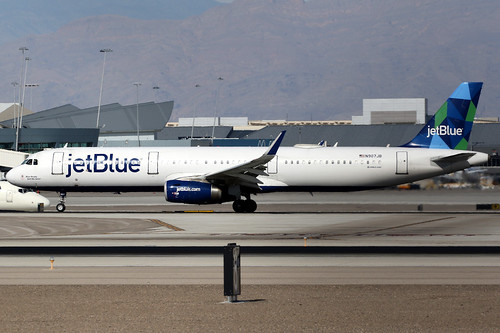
left=0, top=103, right=15, bottom=113
left=0, top=103, right=33, bottom=123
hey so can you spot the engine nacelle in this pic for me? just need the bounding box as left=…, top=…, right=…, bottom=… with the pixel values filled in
left=165, top=180, right=223, bottom=204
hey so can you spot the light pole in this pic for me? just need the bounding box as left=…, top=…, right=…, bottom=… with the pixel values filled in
left=25, top=83, right=39, bottom=111
left=191, top=84, right=201, bottom=139
left=16, top=55, right=30, bottom=151
left=11, top=82, right=18, bottom=129
left=133, top=82, right=142, bottom=147
left=97, top=48, right=112, bottom=128
left=211, top=77, right=223, bottom=143
left=15, top=47, right=28, bottom=151
left=153, top=85, right=160, bottom=102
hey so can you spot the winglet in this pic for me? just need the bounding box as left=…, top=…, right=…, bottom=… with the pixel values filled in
left=266, top=131, right=286, bottom=156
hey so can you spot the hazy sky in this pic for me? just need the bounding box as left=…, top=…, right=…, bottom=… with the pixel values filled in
left=0, top=0, right=231, bottom=45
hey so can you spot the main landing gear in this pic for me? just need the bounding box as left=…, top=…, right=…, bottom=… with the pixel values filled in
left=232, top=198, right=257, bottom=213
left=56, top=191, right=66, bottom=212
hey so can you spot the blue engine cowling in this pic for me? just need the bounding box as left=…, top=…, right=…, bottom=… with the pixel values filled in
left=165, top=180, right=223, bottom=204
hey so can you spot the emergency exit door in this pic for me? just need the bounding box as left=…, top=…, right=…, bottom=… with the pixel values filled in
left=396, top=151, right=408, bottom=175
left=266, top=157, right=278, bottom=174
left=148, top=151, right=159, bottom=174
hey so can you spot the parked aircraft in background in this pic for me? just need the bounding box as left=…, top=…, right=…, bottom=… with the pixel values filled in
left=6, top=82, right=488, bottom=213
left=0, top=181, right=49, bottom=212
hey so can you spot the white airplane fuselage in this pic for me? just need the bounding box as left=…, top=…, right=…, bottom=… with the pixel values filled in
left=0, top=180, right=50, bottom=212
left=6, top=81, right=487, bottom=213
left=6, top=146, right=488, bottom=193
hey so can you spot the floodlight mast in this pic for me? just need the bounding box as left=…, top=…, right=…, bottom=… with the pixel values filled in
left=11, top=82, right=18, bottom=129
left=15, top=48, right=29, bottom=152
left=211, top=76, right=223, bottom=144
left=15, top=47, right=28, bottom=151
left=191, top=84, right=201, bottom=139
left=133, top=82, right=142, bottom=147
left=97, top=48, right=112, bottom=129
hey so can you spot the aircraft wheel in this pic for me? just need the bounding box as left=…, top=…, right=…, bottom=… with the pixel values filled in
left=56, top=203, right=66, bottom=212
left=232, top=200, right=245, bottom=213
left=245, top=199, right=257, bottom=213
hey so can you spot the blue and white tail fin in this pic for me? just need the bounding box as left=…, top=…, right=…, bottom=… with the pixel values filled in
left=402, top=82, right=483, bottom=150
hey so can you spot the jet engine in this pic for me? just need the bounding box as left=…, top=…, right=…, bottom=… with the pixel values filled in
left=165, top=180, right=223, bottom=204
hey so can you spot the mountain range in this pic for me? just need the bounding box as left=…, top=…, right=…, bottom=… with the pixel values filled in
left=0, top=0, right=498, bottom=122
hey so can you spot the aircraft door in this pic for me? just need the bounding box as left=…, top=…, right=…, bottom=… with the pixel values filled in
left=52, top=152, right=64, bottom=175
left=267, top=156, right=278, bottom=174
left=396, top=151, right=408, bottom=175
left=148, top=151, right=159, bottom=174
left=6, top=190, right=13, bottom=203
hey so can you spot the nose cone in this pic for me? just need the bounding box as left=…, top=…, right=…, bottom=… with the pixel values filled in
left=5, top=169, right=15, bottom=183
left=5, top=168, right=21, bottom=186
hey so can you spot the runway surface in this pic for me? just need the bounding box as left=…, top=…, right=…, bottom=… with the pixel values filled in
left=1, top=189, right=499, bottom=331
left=0, top=188, right=499, bottom=281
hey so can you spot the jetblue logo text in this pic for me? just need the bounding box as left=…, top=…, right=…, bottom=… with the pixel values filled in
left=426, top=125, right=463, bottom=138
left=66, top=154, right=140, bottom=178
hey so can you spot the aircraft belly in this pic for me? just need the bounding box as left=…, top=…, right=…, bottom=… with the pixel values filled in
left=270, top=165, right=396, bottom=188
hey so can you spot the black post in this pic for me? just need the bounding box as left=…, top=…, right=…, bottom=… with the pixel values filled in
left=223, top=243, right=241, bottom=302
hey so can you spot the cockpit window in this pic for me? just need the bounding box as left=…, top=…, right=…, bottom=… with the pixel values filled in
left=21, top=159, right=37, bottom=166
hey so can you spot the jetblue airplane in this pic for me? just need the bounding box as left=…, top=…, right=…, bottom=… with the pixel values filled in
left=6, top=82, right=488, bottom=213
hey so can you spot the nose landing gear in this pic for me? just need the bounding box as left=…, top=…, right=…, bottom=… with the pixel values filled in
left=56, top=191, right=66, bottom=212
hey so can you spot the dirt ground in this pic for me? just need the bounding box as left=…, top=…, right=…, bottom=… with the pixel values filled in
left=0, top=285, right=498, bottom=332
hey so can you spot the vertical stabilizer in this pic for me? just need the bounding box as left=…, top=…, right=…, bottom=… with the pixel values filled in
left=402, top=82, right=483, bottom=150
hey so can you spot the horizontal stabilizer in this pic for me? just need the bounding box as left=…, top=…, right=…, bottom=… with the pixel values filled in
left=431, top=152, right=476, bottom=163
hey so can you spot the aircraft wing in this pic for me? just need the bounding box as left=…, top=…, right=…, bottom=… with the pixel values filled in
left=204, top=131, right=286, bottom=190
